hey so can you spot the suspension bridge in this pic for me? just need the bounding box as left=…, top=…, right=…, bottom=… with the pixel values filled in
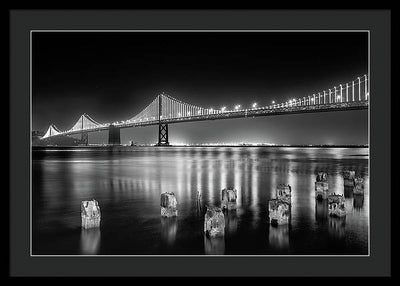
left=40, top=75, right=369, bottom=146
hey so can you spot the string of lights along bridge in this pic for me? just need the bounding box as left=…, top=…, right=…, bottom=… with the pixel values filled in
left=41, top=75, right=369, bottom=146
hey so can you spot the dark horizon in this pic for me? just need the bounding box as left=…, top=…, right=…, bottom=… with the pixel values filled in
left=32, top=32, right=368, bottom=145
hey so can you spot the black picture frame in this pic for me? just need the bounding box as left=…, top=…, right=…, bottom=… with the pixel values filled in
left=10, top=9, right=391, bottom=277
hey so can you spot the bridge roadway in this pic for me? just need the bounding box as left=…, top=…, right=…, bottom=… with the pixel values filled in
left=49, top=100, right=368, bottom=138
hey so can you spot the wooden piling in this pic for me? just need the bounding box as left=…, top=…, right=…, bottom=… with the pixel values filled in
left=204, top=206, right=225, bottom=237
left=81, top=199, right=101, bottom=229
left=221, top=188, right=237, bottom=210
left=161, top=192, right=178, bottom=217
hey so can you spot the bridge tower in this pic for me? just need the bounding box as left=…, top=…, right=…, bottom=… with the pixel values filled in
left=79, top=115, right=89, bottom=145
left=108, top=124, right=121, bottom=145
left=157, top=93, right=170, bottom=146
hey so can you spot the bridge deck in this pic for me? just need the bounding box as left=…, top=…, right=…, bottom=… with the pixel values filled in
left=47, top=101, right=368, bottom=138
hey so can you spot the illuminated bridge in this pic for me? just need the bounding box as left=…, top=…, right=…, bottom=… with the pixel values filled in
left=41, top=75, right=369, bottom=146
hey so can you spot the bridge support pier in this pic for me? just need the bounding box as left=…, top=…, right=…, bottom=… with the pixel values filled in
left=157, top=123, right=170, bottom=146
left=108, top=125, right=121, bottom=145
left=80, top=132, right=88, bottom=145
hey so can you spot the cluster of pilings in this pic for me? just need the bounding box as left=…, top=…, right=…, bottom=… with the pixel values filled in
left=313, top=170, right=366, bottom=222
left=314, top=172, right=348, bottom=218
left=343, top=170, right=365, bottom=195
left=79, top=171, right=365, bottom=251
left=203, top=188, right=238, bottom=239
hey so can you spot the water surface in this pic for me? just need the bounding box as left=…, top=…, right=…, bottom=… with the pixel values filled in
left=32, top=147, right=369, bottom=255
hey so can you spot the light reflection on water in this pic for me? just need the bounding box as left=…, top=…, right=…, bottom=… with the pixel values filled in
left=32, top=147, right=369, bottom=255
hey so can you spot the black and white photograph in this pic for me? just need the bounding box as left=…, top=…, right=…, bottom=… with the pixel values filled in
left=30, top=30, right=370, bottom=256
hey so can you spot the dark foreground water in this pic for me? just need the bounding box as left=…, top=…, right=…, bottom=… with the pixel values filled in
left=32, top=147, right=369, bottom=255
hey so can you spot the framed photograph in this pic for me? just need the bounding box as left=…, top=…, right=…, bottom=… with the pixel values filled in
left=10, top=9, right=391, bottom=277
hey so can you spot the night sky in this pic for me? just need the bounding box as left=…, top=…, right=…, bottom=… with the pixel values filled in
left=32, top=32, right=368, bottom=145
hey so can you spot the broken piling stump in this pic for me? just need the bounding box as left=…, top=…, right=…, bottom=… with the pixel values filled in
left=268, top=199, right=291, bottom=225
left=221, top=188, right=237, bottom=210
left=161, top=192, right=178, bottom=217
left=276, top=184, right=291, bottom=205
left=204, top=206, right=225, bottom=238
left=353, top=177, right=364, bottom=195
left=328, top=193, right=346, bottom=217
left=343, top=170, right=356, bottom=187
left=315, top=172, right=329, bottom=200
left=81, top=199, right=101, bottom=229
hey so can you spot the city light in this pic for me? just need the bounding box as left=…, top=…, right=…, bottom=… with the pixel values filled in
left=221, top=106, right=226, bottom=112
left=235, top=105, right=241, bottom=110
left=272, top=100, right=275, bottom=104
left=252, top=102, right=257, bottom=108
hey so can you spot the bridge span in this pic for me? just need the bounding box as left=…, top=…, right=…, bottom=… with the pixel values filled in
left=40, top=75, right=369, bottom=146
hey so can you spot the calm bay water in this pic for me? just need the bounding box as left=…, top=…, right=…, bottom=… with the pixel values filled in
left=32, top=147, right=369, bottom=255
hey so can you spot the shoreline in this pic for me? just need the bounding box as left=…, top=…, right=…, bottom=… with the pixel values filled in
left=32, top=144, right=369, bottom=150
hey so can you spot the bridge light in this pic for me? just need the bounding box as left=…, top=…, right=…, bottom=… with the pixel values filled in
left=252, top=102, right=257, bottom=108
left=235, top=105, right=241, bottom=110
left=272, top=100, right=275, bottom=104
